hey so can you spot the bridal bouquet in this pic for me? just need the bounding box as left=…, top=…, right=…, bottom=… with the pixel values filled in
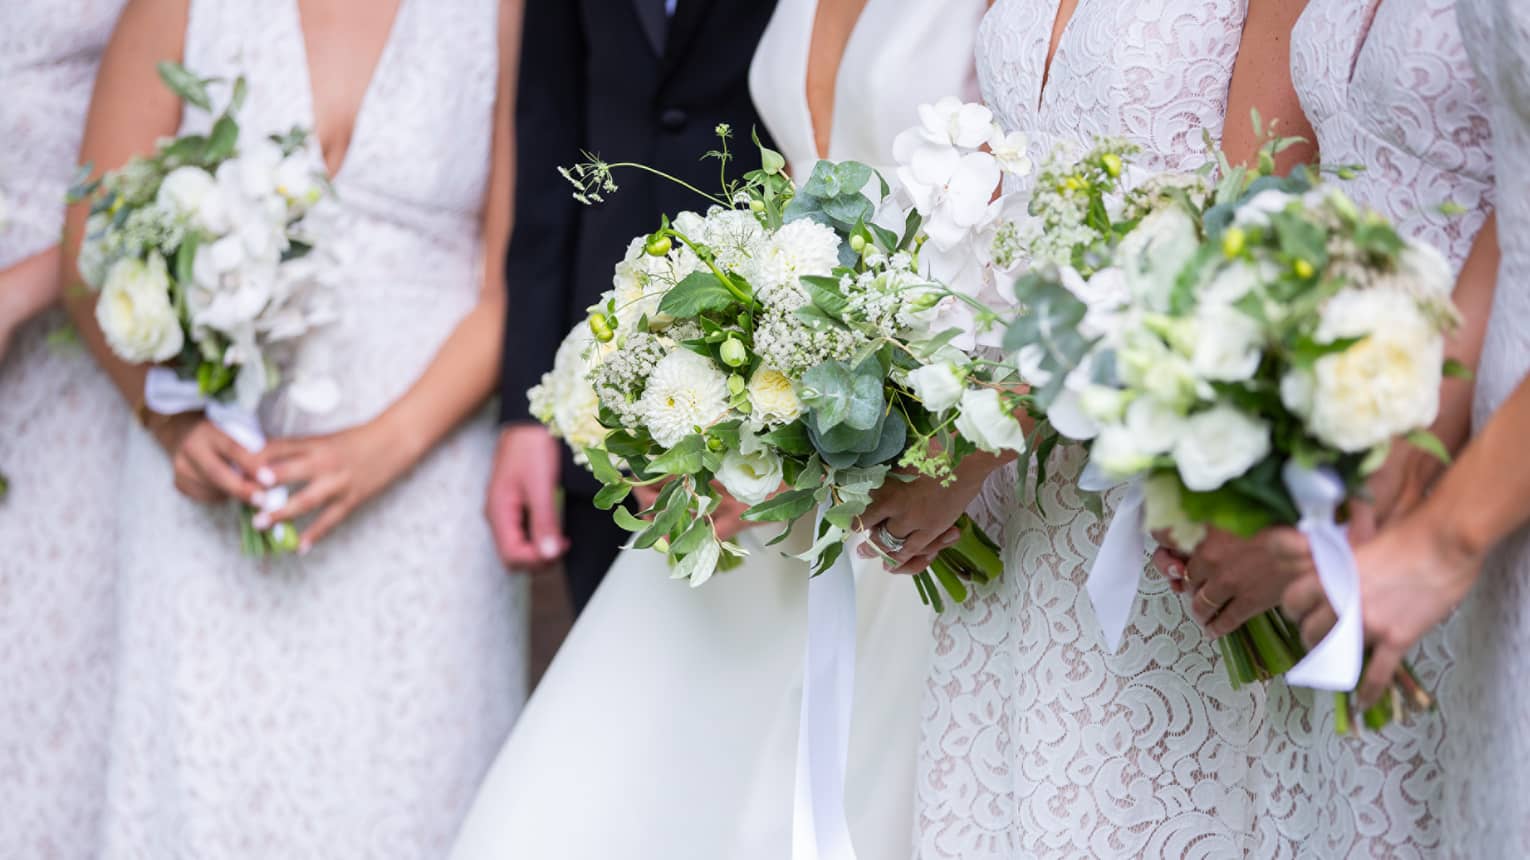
left=72, top=62, right=339, bottom=554
left=1009, top=133, right=1453, bottom=730
left=533, top=120, right=1034, bottom=607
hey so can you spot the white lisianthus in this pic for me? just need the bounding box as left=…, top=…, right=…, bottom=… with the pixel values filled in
left=1142, top=472, right=1208, bottom=552
left=907, top=362, right=965, bottom=412
left=1172, top=404, right=1271, bottom=491
left=155, top=166, right=218, bottom=224
left=1047, top=383, right=1100, bottom=441
left=717, top=448, right=784, bottom=506
left=1190, top=303, right=1264, bottom=382
left=954, top=387, right=1028, bottom=455
left=95, top=255, right=184, bottom=363
left=1298, top=286, right=1444, bottom=452
left=639, top=349, right=732, bottom=447
left=1091, top=423, right=1155, bottom=479
left=746, top=366, right=803, bottom=426
left=1124, top=395, right=1188, bottom=455
left=1116, top=205, right=1199, bottom=310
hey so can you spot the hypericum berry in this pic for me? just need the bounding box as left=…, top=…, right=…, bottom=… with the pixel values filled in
left=588, top=312, right=615, bottom=342
left=645, top=234, right=672, bottom=257
left=1292, top=258, right=1316, bottom=280
left=1221, top=226, right=1247, bottom=259
left=1101, top=153, right=1123, bottom=178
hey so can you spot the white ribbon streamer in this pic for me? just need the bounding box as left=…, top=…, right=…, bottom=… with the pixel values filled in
left=1080, top=467, right=1148, bottom=653
left=791, top=508, right=859, bottom=860
left=144, top=368, right=287, bottom=517
left=1282, top=463, right=1364, bottom=691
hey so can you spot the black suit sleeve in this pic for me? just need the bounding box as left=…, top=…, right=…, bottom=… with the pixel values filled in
left=499, top=0, right=586, bottom=423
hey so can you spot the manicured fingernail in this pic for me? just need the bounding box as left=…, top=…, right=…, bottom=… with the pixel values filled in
left=251, top=490, right=266, bottom=508
left=298, top=541, right=312, bottom=556
left=1168, top=562, right=1184, bottom=579
left=257, top=468, right=277, bottom=487
left=252, top=513, right=271, bottom=530
left=538, top=537, right=561, bottom=559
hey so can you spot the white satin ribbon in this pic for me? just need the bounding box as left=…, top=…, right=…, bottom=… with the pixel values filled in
left=1282, top=463, right=1364, bottom=691
left=144, top=368, right=287, bottom=517
left=1080, top=467, right=1148, bottom=653
left=791, top=508, right=859, bottom=860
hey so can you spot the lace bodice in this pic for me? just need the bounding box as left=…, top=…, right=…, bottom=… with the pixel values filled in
left=1289, top=0, right=1495, bottom=854
left=0, top=0, right=126, bottom=264
left=1442, top=0, right=1530, bottom=852
left=748, top=0, right=988, bottom=180
left=916, top=3, right=1335, bottom=858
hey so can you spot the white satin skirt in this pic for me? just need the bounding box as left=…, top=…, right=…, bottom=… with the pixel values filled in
left=449, top=526, right=928, bottom=859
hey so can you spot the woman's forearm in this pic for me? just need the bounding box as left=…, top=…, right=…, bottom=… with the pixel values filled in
left=1424, top=376, right=1530, bottom=565
left=1437, top=213, right=1500, bottom=454
left=1, top=246, right=65, bottom=327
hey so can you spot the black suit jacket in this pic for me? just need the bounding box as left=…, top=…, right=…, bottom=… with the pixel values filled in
left=500, top=0, right=778, bottom=499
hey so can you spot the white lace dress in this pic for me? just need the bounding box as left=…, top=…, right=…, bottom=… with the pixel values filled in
left=99, top=1, right=526, bottom=856
left=0, top=3, right=127, bottom=857
left=916, top=2, right=1323, bottom=857
left=1291, top=0, right=1494, bottom=854
left=1442, top=0, right=1530, bottom=852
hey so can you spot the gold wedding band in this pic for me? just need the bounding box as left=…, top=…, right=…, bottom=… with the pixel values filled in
left=1195, top=589, right=1227, bottom=613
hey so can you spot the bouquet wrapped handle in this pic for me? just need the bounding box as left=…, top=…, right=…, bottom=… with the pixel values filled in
left=1079, top=469, right=1148, bottom=653
left=1282, top=463, right=1364, bottom=691
left=792, top=506, right=859, bottom=860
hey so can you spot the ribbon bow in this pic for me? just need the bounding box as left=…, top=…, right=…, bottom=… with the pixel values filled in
left=1282, top=463, right=1364, bottom=691
left=1079, top=467, right=1148, bottom=653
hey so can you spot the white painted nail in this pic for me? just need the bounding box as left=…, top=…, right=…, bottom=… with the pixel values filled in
left=252, top=513, right=271, bottom=530
left=257, top=467, right=277, bottom=487
left=251, top=490, right=266, bottom=508
left=538, top=536, right=561, bottom=559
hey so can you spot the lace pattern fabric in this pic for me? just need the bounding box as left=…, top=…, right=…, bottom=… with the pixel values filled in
left=1442, top=0, right=1530, bottom=853
left=915, top=2, right=1339, bottom=856
left=97, top=2, right=528, bottom=857
left=1289, top=0, right=1495, bottom=854
left=0, top=3, right=128, bottom=858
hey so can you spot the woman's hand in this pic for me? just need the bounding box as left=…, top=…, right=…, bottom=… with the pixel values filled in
left=1152, top=527, right=1315, bottom=637
left=857, top=454, right=1006, bottom=574
left=251, top=420, right=417, bottom=553
left=1282, top=509, right=1481, bottom=707
left=155, top=415, right=268, bottom=507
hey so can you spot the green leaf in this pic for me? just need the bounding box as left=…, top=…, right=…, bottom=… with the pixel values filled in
left=612, top=505, right=648, bottom=532
left=593, top=482, right=632, bottom=510
left=174, top=235, right=200, bottom=288
left=157, top=61, right=213, bottom=112
left=1288, top=334, right=1364, bottom=368
left=854, top=410, right=907, bottom=467
left=759, top=422, right=814, bottom=457
left=801, top=275, right=850, bottom=318
left=228, top=76, right=249, bottom=114
left=760, top=146, right=786, bottom=176
left=584, top=447, right=623, bottom=485
left=741, top=488, right=818, bottom=523
left=206, top=115, right=240, bottom=162
left=658, top=271, right=741, bottom=318
left=670, top=517, right=715, bottom=556
left=648, top=435, right=707, bottom=475
left=672, top=533, right=722, bottom=585
left=1405, top=429, right=1451, bottom=464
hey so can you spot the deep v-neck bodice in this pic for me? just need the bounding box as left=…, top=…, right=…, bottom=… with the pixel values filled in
left=749, top=0, right=988, bottom=182
left=287, top=0, right=410, bottom=182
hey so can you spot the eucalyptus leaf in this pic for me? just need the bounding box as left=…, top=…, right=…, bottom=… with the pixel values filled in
left=741, top=488, right=818, bottom=523
left=157, top=61, right=213, bottom=112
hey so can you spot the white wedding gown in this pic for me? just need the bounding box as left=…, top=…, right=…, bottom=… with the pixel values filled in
left=0, top=2, right=127, bottom=857
left=99, top=1, right=526, bottom=856
left=1444, top=0, right=1530, bottom=852
left=1291, top=0, right=1494, bottom=853
left=917, top=2, right=1322, bottom=857
left=448, top=2, right=986, bottom=858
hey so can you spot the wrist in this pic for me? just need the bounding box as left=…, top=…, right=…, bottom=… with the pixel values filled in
left=371, top=407, right=432, bottom=471
left=1415, top=492, right=1489, bottom=577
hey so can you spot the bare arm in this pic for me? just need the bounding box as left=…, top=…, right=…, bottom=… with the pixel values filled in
left=0, top=247, right=63, bottom=359
left=1223, top=0, right=1318, bottom=172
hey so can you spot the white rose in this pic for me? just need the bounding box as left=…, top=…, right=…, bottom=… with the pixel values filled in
left=1303, top=286, right=1444, bottom=452
left=717, top=448, right=784, bottom=506
left=907, top=362, right=965, bottom=412
left=1142, top=472, right=1208, bottom=552
left=155, top=166, right=217, bottom=222
left=747, top=366, right=803, bottom=426
left=1172, top=404, right=1271, bottom=491
left=955, top=387, right=1028, bottom=455
left=1118, top=330, right=1201, bottom=412
left=1116, top=206, right=1199, bottom=310
left=1190, top=304, right=1264, bottom=382
left=1091, top=423, right=1154, bottom=480
left=95, top=255, right=184, bottom=363
left=1233, top=189, right=1295, bottom=229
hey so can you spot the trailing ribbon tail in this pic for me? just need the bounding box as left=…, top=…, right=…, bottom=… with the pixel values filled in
left=1282, top=463, right=1364, bottom=691
left=791, top=507, right=859, bottom=860
left=1080, top=472, right=1148, bottom=653
left=143, top=367, right=288, bottom=515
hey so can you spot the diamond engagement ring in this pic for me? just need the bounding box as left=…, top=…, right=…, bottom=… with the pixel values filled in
left=874, top=524, right=908, bottom=554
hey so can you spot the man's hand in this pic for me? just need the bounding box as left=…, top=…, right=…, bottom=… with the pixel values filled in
left=632, top=480, right=757, bottom=541
left=485, top=424, right=567, bottom=569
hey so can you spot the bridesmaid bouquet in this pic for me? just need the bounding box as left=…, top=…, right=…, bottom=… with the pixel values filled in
left=533, top=121, right=1031, bottom=607
left=71, top=62, right=339, bottom=554
left=1009, top=134, right=1455, bottom=730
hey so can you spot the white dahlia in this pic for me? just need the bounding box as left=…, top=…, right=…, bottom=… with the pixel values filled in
left=639, top=349, right=732, bottom=447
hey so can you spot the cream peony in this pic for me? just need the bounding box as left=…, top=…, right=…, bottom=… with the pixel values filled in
left=747, top=366, right=803, bottom=426
left=1142, top=472, right=1208, bottom=552
left=954, top=387, right=1028, bottom=455
left=96, top=255, right=184, bottom=363
left=1172, top=403, right=1271, bottom=491
left=906, top=362, right=965, bottom=412
left=1296, top=286, right=1444, bottom=452
left=717, top=448, right=784, bottom=506
left=639, top=349, right=732, bottom=447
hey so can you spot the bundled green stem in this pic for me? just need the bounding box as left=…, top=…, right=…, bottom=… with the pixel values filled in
left=912, top=514, right=1003, bottom=612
